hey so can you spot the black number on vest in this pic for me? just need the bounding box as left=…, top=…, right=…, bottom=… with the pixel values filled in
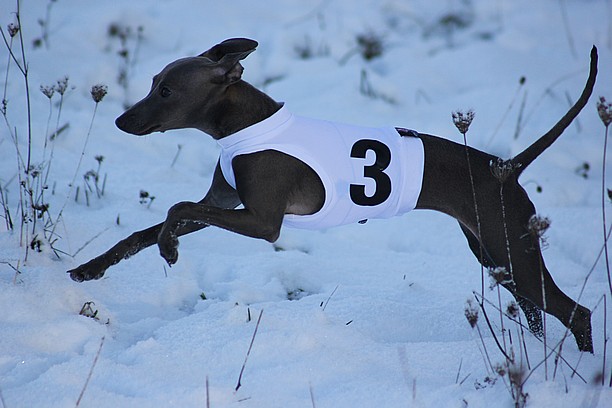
left=350, top=139, right=392, bottom=206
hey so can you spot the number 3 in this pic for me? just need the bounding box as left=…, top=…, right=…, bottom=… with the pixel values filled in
left=349, top=139, right=392, bottom=206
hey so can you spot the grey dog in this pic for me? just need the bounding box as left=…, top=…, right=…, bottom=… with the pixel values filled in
left=69, top=39, right=597, bottom=352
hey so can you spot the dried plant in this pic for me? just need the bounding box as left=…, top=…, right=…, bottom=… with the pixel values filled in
left=488, top=266, right=512, bottom=289
left=50, top=83, right=109, bottom=245
left=356, top=31, right=385, bottom=61
left=452, top=109, right=475, bottom=135
left=107, top=22, right=144, bottom=109
left=32, top=0, right=57, bottom=49
left=90, top=84, right=108, bottom=103
left=506, top=301, right=519, bottom=319
left=526, top=215, right=551, bottom=246
left=597, top=96, right=612, bottom=127
left=490, top=158, right=519, bottom=184
left=465, top=299, right=479, bottom=328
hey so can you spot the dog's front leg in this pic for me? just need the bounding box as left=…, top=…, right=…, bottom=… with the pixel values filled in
left=158, top=202, right=284, bottom=266
left=68, top=163, right=242, bottom=281
left=68, top=222, right=164, bottom=281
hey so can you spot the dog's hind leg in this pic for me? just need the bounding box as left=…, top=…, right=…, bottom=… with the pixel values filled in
left=510, top=242, right=593, bottom=352
left=458, top=222, right=544, bottom=337
left=514, top=297, right=544, bottom=337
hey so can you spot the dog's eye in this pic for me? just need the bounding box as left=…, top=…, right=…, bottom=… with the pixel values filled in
left=160, top=87, right=172, bottom=98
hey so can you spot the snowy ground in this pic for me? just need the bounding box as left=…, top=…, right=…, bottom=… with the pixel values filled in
left=1, top=0, right=612, bottom=407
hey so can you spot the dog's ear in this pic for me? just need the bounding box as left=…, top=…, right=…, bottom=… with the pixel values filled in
left=199, top=38, right=257, bottom=84
left=216, top=62, right=244, bottom=84
left=199, top=38, right=258, bottom=63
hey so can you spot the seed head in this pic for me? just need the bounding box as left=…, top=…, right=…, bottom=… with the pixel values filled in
left=452, top=110, right=475, bottom=134
left=506, top=301, right=519, bottom=319
left=507, top=363, right=526, bottom=387
left=488, top=266, right=512, bottom=289
left=83, top=170, right=99, bottom=182
left=464, top=299, right=479, bottom=328
left=494, top=363, right=507, bottom=377
left=490, top=158, right=519, bottom=183
left=597, top=96, right=612, bottom=127
left=527, top=215, right=550, bottom=244
left=7, top=23, right=19, bottom=38
left=40, top=84, right=55, bottom=99
left=90, top=84, right=108, bottom=103
left=356, top=31, right=385, bottom=61
left=56, top=76, right=70, bottom=95
left=139, top=190, right=152, bottom=204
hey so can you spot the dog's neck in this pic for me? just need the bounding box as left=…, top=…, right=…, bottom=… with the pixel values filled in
left=202, top=81, right=282, bottom=139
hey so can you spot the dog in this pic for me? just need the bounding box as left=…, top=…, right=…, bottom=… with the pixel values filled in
left=68, top=38, right=597, bottom=352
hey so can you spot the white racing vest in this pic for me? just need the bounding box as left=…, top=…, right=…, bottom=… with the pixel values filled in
left=217, top=105, right=424, bottom=230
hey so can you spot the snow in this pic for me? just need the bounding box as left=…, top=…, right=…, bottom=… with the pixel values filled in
left=1, top=0, right=611, bottom=407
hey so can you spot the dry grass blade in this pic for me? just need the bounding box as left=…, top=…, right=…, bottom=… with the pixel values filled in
left=235, top=310, right=264, bottom=392
left=75, top=336, right=105, bottom=407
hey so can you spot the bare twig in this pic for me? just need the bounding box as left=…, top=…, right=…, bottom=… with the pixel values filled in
left=170, top=144, right=183, bottom=168
left=540, top=253, right=548, bottom=380
left=603, top=295, right=608, bottom=386
left=0, top=383, right=6, bottom=408
left=455, top=358, right=463, bottom=384
left=13, top=4, right=32, bottom=173
left=309, top=383, right=316, bottom=408
left=52, top=89, right=106, bottom=238
left=235, top=309, right=264, bottom=392
left=486, top=76, right=526, bottom=147
left=205, top=375, right=210, bottom=408
left=452, top=110, right=486, bottom=301
left=72, top=227, right=111, bottom=258
left=321, top=284, right=339, bottom=311
left=0, top=182, right=13, bottom=231
left=474, top=293, right=512, bottom=362
left=513, top=91, right=528, bottom=140
left=1, top=4, right=35, bottom=263
left=474, top=292, right=587, bottom=384
left=599, top=121, right=611, bottom=297
left=558, top=0, right=578, bottom=59
left=75, top=336, right=105, bottom=407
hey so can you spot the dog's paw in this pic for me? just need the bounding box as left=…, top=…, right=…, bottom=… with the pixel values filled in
left=67, top=258, right=108, bottom=282
left=158, top=232, right=179, bottom=266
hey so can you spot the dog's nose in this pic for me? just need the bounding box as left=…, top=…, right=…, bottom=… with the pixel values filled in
left=115, top=112, right=135, bottom=133
left=115, top=110, right=161, bottom=136
left=115, top=113, right=127, bottom=130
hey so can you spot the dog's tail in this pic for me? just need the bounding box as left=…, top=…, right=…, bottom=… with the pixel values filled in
left=512, top=46, right=598, bottom=177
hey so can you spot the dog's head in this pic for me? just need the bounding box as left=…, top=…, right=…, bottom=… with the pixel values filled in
left=115, top=38, right=258, bottom=136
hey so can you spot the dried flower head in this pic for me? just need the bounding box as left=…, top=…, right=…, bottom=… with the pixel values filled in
left=452, top=110, right=475, bottom=134
left=494, top=363, right=507, bottom=378
left=506, top=301, right=519, bottom=318
left=464, top=299, right=479, bottom=328
left=527, top=215, right=550, bottom=246
left=7, top=23, right=19, bottom=38
left=40, top=84, right=55, bottom=99
left=356, top=31, right=385, bottom=61
left=56, top=76, right=69, bottom=95
left=488, top=266, right=513, bottom=289
left=507, top=363, right=526, bottom=388
left=83, top=170, right=99, bottom=183
left=490, top=158, right=519, bottom=183
left=90, top=84, right=108, bottom=103
left=597, top=96, right=612, bottom=127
